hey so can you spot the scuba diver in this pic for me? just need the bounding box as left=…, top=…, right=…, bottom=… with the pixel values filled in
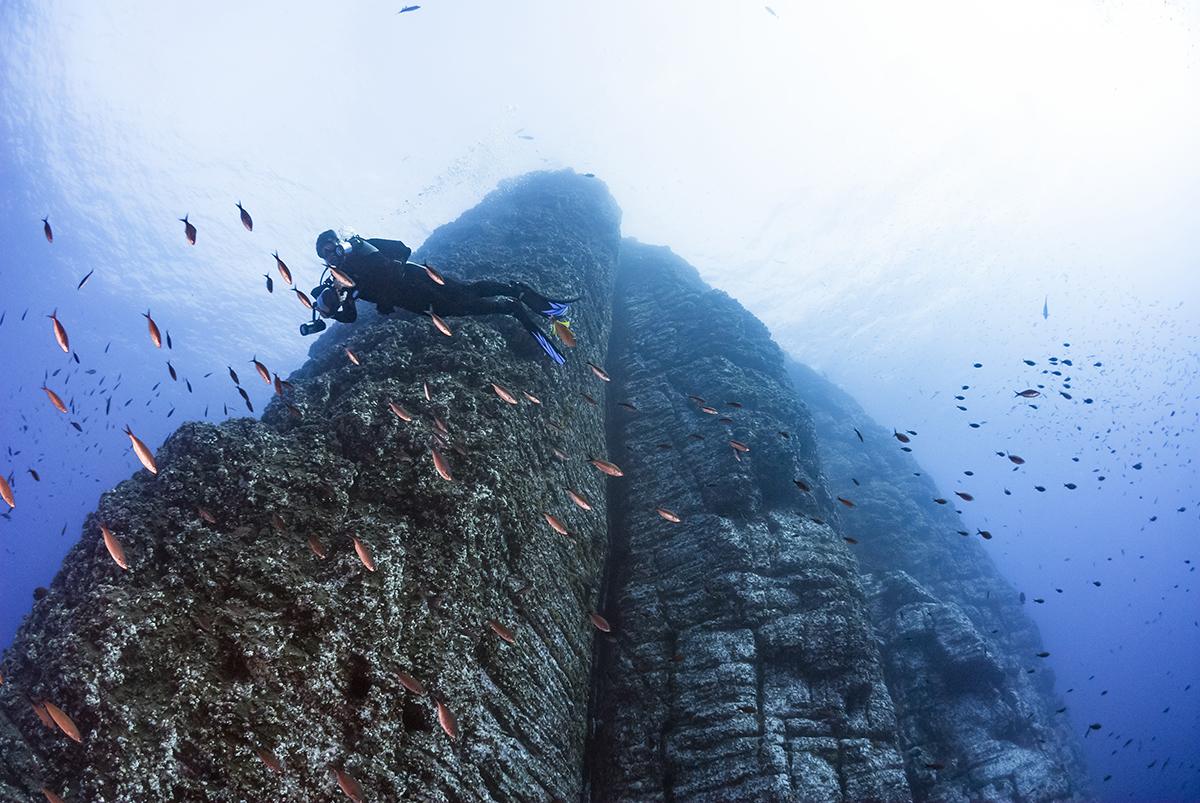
left=303, top=230, right=577, bottom=365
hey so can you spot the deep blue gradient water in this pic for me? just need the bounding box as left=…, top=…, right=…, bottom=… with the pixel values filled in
left=1, top=2, right=1197, bottom=799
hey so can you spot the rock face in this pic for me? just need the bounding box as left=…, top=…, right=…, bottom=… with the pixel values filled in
left=0, top=173, right=1088, bottom=802
left=588, top=241, right=910, bottom=801
left=787, top=360, right=1091, bottom=801
left=0, top=171, right=621, bottom=802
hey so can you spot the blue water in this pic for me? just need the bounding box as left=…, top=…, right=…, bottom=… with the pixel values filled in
left=1, top=2, right=1197, bottom=799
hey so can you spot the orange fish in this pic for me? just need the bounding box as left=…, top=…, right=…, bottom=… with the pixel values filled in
left=396, top=670, right=425, bottom=695
left=352, top=537, right=376, bottom=572
left=236, top=201, right=253, bottom=232
left=427, top=306, right=452, bottom=337
left=1007, top=454, right=1025, bottom=465
left=179, top=214, right=196, bottom=245
left=44, top=701, right=82, bottom=743
left=100, top=524, right=128, bottom=570
left=554, top=320, right=576, bottom=348
left=271, top=513, right=286, bottom=531
left=328, top=266, right=355, bottom=288
left=42, top=216, right=53, bottom=243
left=837, top=497, right=855, bottom=508
left=333, top=767, right=363, bottom=802
left=543, top=512, right=569, bottom=536
left=256, top=748, right=283, bottom=774
left=589, top=458, right=624, bottom=477
left=581, top=392, right=598, bottom=406
left=272, top=251, right=293, bottom=286
left=293, top=288, right=313, bottom=310
left=489, top=619, right=516, bottom=644
left=197, top=507, right=217, bottom=524
left=700, top=406, right=718, bottom=415
left=491, top=383, right=518, bottom=405
left=565, top=489, right=592, bottom=511
left=955, top=491, right=974, bottom=502
left=432, top=447, right=453, bottom=481
left=655, top=507, right=681, bottom=523
left=0, top=475, right=14, bottom=509
left=308, top=535, right=328, bottom=559
left=251, top=356, right=270, bottom=384
left=47, top=309, right=69, bottom=353
left=893, top=430, right=910, bottom=443
left=844, top=536, right=859, bottom=545
left=587, top=362, right=611, bottom=382
left=388, top=401, right=413, bottom=422
left=273, top=374, right=284, bottom=396
left=589, top=612, right=612, bottom=632
left=522, top=390, right=541, bottom=405
left=729, top=440, right=750, bottom=453
left=124, top=426, right=158, bottom=475
left=42, top=788, right=66, bottom=803
left=144, top=310, right=162, bottom=348
left=30, top=700, right=54, bottom=729
left=552, top=447, right=569, bottom=462
left=437, top=699, right=459, bottom=741
left=345, top=348, right=361, bottom=366
left=423, top=262, right=445, bottom=285
left=42, top=385, right=68, bottom=414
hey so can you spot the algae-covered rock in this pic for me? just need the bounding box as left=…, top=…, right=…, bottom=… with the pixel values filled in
left=0, top=170, right=620, bottom=802
left=588, top=241, right=910, bottom=801
left=788, top=360, right=1090, bottom=801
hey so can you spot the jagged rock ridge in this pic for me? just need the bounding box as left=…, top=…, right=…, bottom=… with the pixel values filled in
left=0, top=172, right=1089, bottom=803
left=588, top=241, right=910, bottom=801
left=0, top=171, right=621, bottom=802
left=787, top=361, right=1091, bottom=801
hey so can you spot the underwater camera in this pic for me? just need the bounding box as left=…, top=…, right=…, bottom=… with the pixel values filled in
left=299, top=318, right=326, bottom=336
left=300, top=279, right=339, bottom=336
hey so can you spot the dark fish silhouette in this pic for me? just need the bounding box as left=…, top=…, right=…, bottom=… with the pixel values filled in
left=236, top=201, right=253, bottom=231
left=263, top=273, right=274, bottom=293
left=76, top=270, right=94, bottom=290
left=42, top=216, right=53, bottom=243
left=179, top=214, right=196, bottom=245
left=398, top=4, right=420, bottom=12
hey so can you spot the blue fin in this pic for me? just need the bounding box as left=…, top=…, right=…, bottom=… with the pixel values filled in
left=531, top=329, right=566, bottom=365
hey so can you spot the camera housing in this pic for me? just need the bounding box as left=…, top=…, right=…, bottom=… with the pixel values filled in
left=299, top=319, right=327, bottom=336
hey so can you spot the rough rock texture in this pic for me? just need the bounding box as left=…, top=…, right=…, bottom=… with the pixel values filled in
left=0, top=170, right=621, bottom=802
left=787, top=360, right=1091, bottom=801
left=588, top=241, right=911, bottom=802
left=0, top=173, right=1089, bottom=803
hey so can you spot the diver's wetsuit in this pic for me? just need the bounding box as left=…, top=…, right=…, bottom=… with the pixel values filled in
left=329, top=237, right=571, bottom=363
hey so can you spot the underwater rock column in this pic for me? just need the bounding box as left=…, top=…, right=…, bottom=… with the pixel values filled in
left=787, top=360, right=1091, bottom=801
left=588, top=241, right=910, bottom=801
left=0, top=171, right=620, bottom=802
